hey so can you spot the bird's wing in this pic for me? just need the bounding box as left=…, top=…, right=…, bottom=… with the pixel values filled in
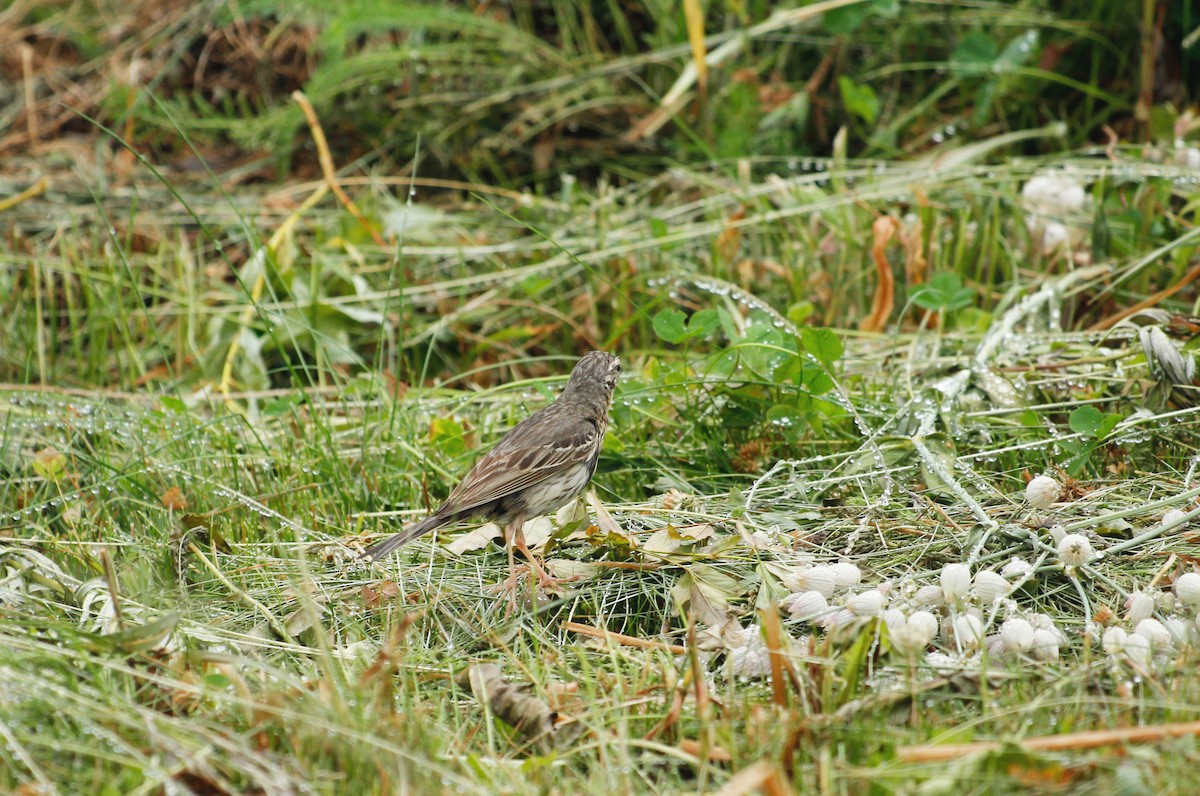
left=440, top=415, right=600, bottom=516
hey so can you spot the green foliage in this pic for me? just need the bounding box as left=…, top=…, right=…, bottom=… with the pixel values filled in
left=1062, top=405, right=1125, bottom=475
left=838, top=76, right=879, bottom=125
left=59, top=0, right=1168, bottom=175
left=652, top=308, right=720, bottom=344
left=911, top=273, right=976, bottom=315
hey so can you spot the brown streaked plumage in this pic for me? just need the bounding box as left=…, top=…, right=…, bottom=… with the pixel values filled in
left=363, top=351, right=620, bottom=588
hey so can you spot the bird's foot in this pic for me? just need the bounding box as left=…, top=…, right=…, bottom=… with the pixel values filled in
left=486, top=563, right=578, bottom=606
left=525, top=558, right=583, bottom=594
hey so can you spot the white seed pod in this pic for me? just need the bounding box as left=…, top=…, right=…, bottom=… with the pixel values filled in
left=801, top=566, right=838, bottom=598
left=999, top=617, right=1035, bottom=652
left=847, top=590, right=884, bottom=618
left=1029, top=613, right=1059, bottom=633
left=891, top=616, right=935, bottom=657
left=952, top=614, right=985, bottom=647
left=986, top=634, right=1008, bottom=659
left=1162, top=508, right=1188, bottom=529
left=1134, top=618, right=1173, bottom=651
left=913, top=584, right=946, bottom=606
left=882, top=608, right=907, bottom=634
left=1125, top=591, right=1156, bottom=625
left=906, top=611, right=939, bottom=645
left=1174, top=573, right=1200, bottom=606
left=832, top=561, right=862, bottom=588
left=1000, top=557, right=1032, bottom=578
left=1164, top=618, right=1192, bottom=648
left=1122, top=633, right=1151, bottom=666
left=1025, top=475, right=1061, bottom=510
left=1157, top=592, right=1177, bottom=614
left=1056, top=533, right=1095, bottom=567
left=1102, top=626, right=1127, bottom=655
left=781, top=590, right=828, bottom=621
left=820, top=608, right=858, bottom=631
left=973, top=571, right=1011, bottom=603
left=941, top=563, right=971, bottom=603
left=1030, top=628, right=1061, bottom=661
left=1022, top=174, right=1087, bottom=215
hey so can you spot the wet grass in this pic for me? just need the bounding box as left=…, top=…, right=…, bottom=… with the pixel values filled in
left=4, top=147, right=1200, bottom=793
left=4, top=0, right=1200, bottom=792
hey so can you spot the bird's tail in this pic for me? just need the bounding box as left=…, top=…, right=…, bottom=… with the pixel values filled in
left=361, top=514, right=447, bottom=561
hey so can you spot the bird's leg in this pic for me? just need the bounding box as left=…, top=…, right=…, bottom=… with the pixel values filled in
left=513, top=523, right=571, bottom=591
left=502, top=517, right=521, bottom=614
left=490, top=517, right=575, bottom=608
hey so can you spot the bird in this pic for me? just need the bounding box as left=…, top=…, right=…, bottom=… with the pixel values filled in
left=362, top=351, right=621, bottom=595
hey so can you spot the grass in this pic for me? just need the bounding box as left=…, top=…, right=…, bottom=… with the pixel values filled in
left=4, top=0, right=1200, bottom=793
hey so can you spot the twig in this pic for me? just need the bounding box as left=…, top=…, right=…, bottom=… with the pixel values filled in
left=760, top=601, right=790, bottom=708
left=1088, top=262, right=1200, bottom=331
left=714, top=759, right=796, bottom=796
left=0, top=178, right=48, bottom=213
left=217, top=184, right=329, bottom=402
left=898, top=720, right=1200, bottom=763
left=292, top=91, right=387, bottom=248
left=562, top=621, right=686, bottom=655
left=21, top=43, right=38, bottom=150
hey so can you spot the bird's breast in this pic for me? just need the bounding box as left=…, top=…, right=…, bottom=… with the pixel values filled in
left=514, top=462, right=594, bottom=517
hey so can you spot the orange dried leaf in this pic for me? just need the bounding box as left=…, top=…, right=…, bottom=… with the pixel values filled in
left=160, top=487, right=188, bottom=511
left=860, top=216, right=898, bottom=333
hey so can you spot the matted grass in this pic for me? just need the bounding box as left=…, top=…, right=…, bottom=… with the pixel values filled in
left=3, top=1, right=1200, bottom=791
left=4, top=145, right=1200, bottom=793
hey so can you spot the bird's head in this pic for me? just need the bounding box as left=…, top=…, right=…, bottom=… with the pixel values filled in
left=567, top=351, right=621, bottom=396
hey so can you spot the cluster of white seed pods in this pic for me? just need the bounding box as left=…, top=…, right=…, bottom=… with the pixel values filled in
left=778, top=556, right=1070, bottom=664
left=767, top=481, right=1198, bottom=672
left=1021, top=172, right=1088, bottom=251
left=1099, top=571, right=1200, bottom=669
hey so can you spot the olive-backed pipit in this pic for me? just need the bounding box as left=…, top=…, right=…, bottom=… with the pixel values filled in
left=363, top=351, right=620, bottom=592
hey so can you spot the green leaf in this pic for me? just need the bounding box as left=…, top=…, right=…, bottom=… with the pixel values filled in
left=94, top=612, right=180, bottom=655
left=1068, top=406, right=1105, bottom=438
left=800, top=363, right=835, bottom=395
left=429, top=416, right=471, bottom=457
left=800, top=327, right=843, bottom=367
left=755, top=562, right=789, bottom=611
left=653, top=308, right=688, bottom=343
left=766, top=404, right=807, bottom=438
left=687, top=309, right=720, bottom=340
left=159, top=396, right=186, bottom=414
left=911, top=273, right=975, bottom=313
left=822, top=0, right=897, bottom=34
left=996, top=29, right=1039, bottom=71
left=1068, top=406, right=1121, bottom=445
left=652, top=308, right=718, bottom=344
left=838, top=76, right=879, bottom=125
left=32, top=448, right=66, bottom=480
left=263, top=393, right=305, bottom=417
left=951, top=31, right=999, bottom=77
left=822, top=3, right=873, bottom=34
left=648, top=217, right=669, bottom=238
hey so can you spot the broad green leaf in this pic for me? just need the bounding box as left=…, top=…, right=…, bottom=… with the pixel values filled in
left=838, top=76, right=879, bottom=124
left=800, top=327, right=843, bottom=367
left=912, top=272, right=975, bottom=312
left=1069, top=405, right=1114, bottom=439
left=652, top=308, right=718, bottom=344
left=653, top=308, right=688, bottom=344
left=951, top=31, right=999, bottom=77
